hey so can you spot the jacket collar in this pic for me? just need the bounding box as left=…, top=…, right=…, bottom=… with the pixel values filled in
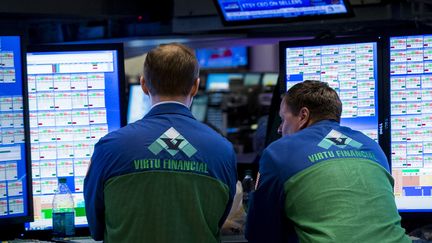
left=310, top=119, right=339, bottom=128
left=144, top=102, right=195, bottom=119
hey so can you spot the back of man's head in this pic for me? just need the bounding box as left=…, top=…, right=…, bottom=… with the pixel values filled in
left=284, top=80, right=342, bottom=123
left=144, top=43, right=199, bottom=97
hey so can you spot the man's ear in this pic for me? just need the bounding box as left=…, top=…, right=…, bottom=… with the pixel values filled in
left=298, top=107, right=311, bottom=129
left=190, top=78, right=200, bottom=97
left=140, top=76, right=150, bottom=95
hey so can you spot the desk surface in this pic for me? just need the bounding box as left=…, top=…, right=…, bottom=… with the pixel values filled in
left=7, top=235, right=248, bottom=243
left=221, top=234, right=248, bottom=243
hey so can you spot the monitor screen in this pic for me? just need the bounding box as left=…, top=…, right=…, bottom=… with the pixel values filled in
left=262, top=73, right=278, bottom=87
left=389, top=34, right=432, bottom=212
left=281, top=39, right=379, bottom=142
left=191, top=95, right=208, bottom=122
left=196, top=46, right=248, bottom=69
left=206, top=73, right=244, bottom=91
left=127, top=84, right=151, bottom=124
left=0, top=36, right=32, bottom=224
left=244, top=73, right=261, bottom=86
left=25, top=44, right=125, bottom=230
left=213, top=0, right=352, bottom=25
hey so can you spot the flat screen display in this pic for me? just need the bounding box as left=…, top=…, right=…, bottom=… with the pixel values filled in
left=196, top=46, right=248, bottom=69
left=244, top=73, right=261, bottom=86
left=25, top=44, right=125, bottom=230
left=262, top=73, right=278, bottom=86
left=0, top=35, right=32, bottom=224
left=213, top=0, right=352, bottom=25
left=127, top=84, right=151, bottom=124
left=191, top=95, right=208, bottom=122
left=206, top=73, right=244, bottom=91
left=281, top=39, right=379, bottom=142
left=389, top=34, right=432, bottom=212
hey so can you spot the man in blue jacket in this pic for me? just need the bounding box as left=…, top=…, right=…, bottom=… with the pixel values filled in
left=84, top=43, right=237, bottom=243
left=246, top=80, right=410, bottom=243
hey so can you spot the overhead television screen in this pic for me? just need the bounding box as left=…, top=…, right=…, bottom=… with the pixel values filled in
left=280, top=38, right=379, bottom=142
left=196, top=46, right=248, bottom=69
left=389, top=34, right=432, bottom=212
left=25, top=44, right=125, bottom=231
left=0, top=35, right=33, bottom=225
left=213, top=0, right=352, bottom=25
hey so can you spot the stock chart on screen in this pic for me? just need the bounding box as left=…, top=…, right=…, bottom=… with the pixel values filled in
left=25, top=45, right=124, bottom=230
left=281, top=40, right=379, bottom=142
left=0, top=36, right=32, bottom=224
left=389, top=35, right=432, bottom=211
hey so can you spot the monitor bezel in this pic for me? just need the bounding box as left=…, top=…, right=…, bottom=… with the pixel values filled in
left=212, top=0, right=354, bottom=27
left=23, top=43, right=127, bottom=235
left=0, top=34, right=34, bottom=226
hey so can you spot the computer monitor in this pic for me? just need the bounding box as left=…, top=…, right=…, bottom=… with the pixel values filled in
left=388, top=34, right=432, bottom=212
left=262, top=73, right=278, bottom=87
left=0, top=35, right=33, bottom=225
left=196, top=46, right=248, bottom=69
left=213, top=0, right=352, bottom=26
left=25, top=44, right=126, bottom=231
left=127, top=84, right=151, bottom=124
left=280, top=38, right=380, bottom=142
left=244, top=73, right=261, bottom=86
left=206, top=73, right=244, bottom=92
left=191, top=95, right=208, bottom=122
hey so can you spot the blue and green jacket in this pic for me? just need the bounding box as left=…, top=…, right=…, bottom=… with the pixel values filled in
left=84, top=102, right=237, bottom=243
left=246, top=120, right=410, bottom=243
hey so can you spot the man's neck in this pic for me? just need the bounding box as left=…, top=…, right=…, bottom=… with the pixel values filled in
left=150, top=95, right=192, bottom=107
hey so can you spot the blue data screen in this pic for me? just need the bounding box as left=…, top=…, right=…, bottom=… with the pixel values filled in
left=25, top=49, right=122, bottom=230
left=283, top=42, right=378, bottom=142
left=0, top=36, right=30, bottom=220
left=216, top=0, right=349, bottom=22
left=389, top=35, right=432, bottom=212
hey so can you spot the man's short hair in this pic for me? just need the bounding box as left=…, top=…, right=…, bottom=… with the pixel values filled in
left=144, top=43, right=199, bottom=96
left=283, top=80, right=342, bottom=123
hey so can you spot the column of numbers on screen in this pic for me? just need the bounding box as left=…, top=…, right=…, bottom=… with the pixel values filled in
left=390, top=35, right=432, bottom=201
left=1, top=96, right=25, bottom=145
left=0, top=93, right=25, bottom=217
left=29, top=72, right=108, bottom=197
left=0, top=51, right=15, bottom=83
left=25, top=50, right=120, bottom=228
